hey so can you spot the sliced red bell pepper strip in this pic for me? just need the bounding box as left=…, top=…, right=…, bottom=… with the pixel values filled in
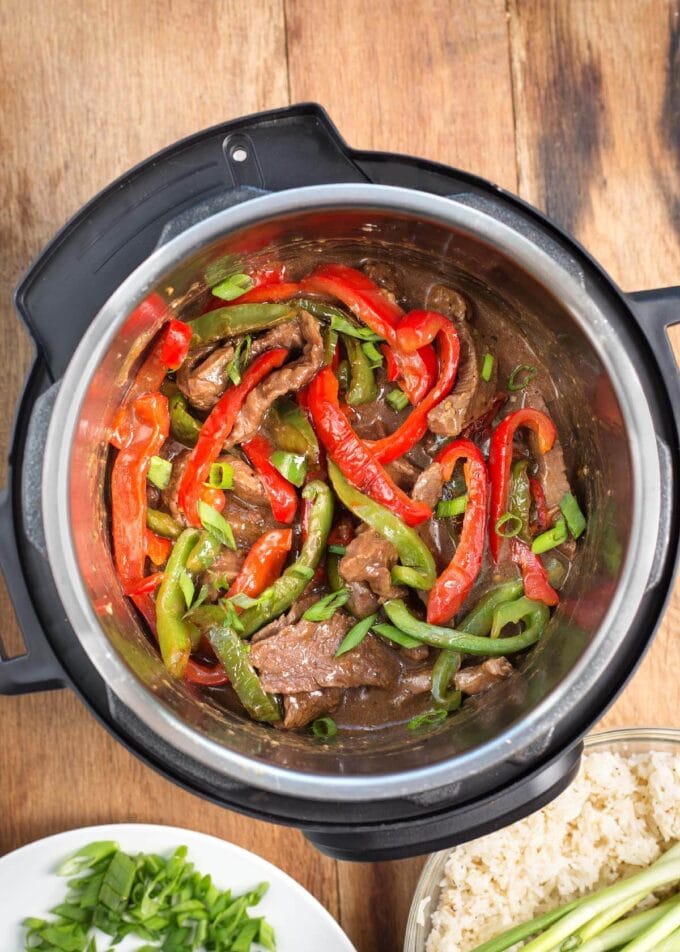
left=529, top=476, right=550, bottom=533
left=200, top=485, right=226, bottom=513
left=123, top=572, right=164, bottom=597
left=488, top=408, right=557, bottom=562
left=226, top=527, right=293, bottom=599
left=129, top=319, right=192, bottom=400
left=382, top=341, right=437, bottom=395
left=178, top=348, right=288, bottom=525
left=235, top=281, right=301, bottom=304
left=511, top=538, right=559, bottom=606
left=184, top=528, right=293, bottom=687
left=307, top=367, right=431, bottom=527
left=110, top=318, right=192, bottom=447
left=365, top=310, right=460, bottom=464
left=111, top=391, right=170, bottom=585
left=300, top=264, right=430, bottom=403
left=146, top=530, right=172, bottom=567
left=242, top=434, right=298, bottom=524
left=427, top=440, right=489, bottom=624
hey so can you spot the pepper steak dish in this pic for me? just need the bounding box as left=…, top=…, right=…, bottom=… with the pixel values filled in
left=108, top=261, right=587, bottom=735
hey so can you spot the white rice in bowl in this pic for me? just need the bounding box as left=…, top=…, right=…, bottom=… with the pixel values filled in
left=426, top=750, right=680, bottom=952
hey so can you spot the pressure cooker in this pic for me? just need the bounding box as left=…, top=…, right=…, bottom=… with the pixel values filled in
left=1, top=104, right=678, bottom=861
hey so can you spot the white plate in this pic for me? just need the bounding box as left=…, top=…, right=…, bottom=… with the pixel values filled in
left=0, top=823, right=356, bottom=951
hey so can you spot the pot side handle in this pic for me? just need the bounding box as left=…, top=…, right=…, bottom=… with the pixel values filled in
left=627, top=286, right=680, bottom=432
left=304, top=741, right=583, bottom=862
left=0, top=485, right=66, bottom=695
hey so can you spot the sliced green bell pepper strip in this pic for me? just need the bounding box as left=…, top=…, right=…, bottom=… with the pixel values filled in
left=429, top=579, right=525, bottom=707
left=190, top=605, right=280, bottom=722
left=456, top=579, right=524, bottom=636
left=384, top=596, right=549, bottom=655
left=186, top=530, right=222, bottom=574
left=238, top=480, right=334, bottom=637
left=490, top=595, right=550, bottom=641
left=509, top=458, right=531, bottom=540
left=328, top=461, right=436, bottom=590
left=344, top=335, right=378, bottom=406
left=155, top=528, right=200, bottom=677
left=268, top=398, right=319, bottom=463
left=189, top=303, right=295, bottom=348
left=146, top=508, right=182, bottom=539
left=431, top=649, right=463, bottom=711
left=169, top=392, right=202, bottom=447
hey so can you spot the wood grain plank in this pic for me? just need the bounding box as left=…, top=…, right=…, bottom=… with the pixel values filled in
left=510, top=0, right=680, bottom=736
left=509, top=0, right=680, bottom=289
left=286, top=0, right=517, bottom=192
left=286, top=2, right=517, bottom=947
left=0, top=0, right=339, bottom=927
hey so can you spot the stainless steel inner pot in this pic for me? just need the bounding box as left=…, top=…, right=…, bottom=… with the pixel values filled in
left=41, top=184, right=662, bottom=801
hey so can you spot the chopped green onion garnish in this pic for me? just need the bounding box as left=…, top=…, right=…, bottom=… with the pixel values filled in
left=225, top=335, right=252, bottom=386
left=335, top=613, right=378, bottom=657
left=57, top=842, right=118, bottom=877
left=329, top=312, right=384, bottom=342
left=328, top=544, right=347, bottom=556
left=197, top=501, right=236, bottom=550
left=179, top=572, right=195, bottom=611
left=147, top=455, right=172, bottom=490
left=437, top=494, right=468, bottom=518
left=481, top=352, right=495, bottom=382
left=205, top=461, right=234, bottom=490
left=218, top=597, right=245, bottom=633
left=270, top=450, right=307, bottom=488
left=559, top=491, right=587, bottom=539
left=495, top=512, right=523, bottom=538
left=311, top=716, right=338, bottom=738
left=372, top=623, right=422, bottom=649
left=532, top=517, right=568, bottom=554
left=303, top=588, right=351, bottom=622
left=408, top=709, right=448, bottom=731
left=361, top=341, right=384, bottom=369
left=289, top=564, right=315, bottom=581
left=211, top=272, right=254, bottom=301
left=508, top=363, right=537, bottom=391
left=386, top=388, right=410, bottom=412
left=24, top=840, right=275, bottom=948
left=229, top=592, right=260, bottom=609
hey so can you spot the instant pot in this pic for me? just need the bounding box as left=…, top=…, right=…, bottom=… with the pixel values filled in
left=1, top=104, right=678, bottom=861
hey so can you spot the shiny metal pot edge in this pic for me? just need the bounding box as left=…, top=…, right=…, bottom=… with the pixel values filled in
left=42, top=184, right=661, bottom=800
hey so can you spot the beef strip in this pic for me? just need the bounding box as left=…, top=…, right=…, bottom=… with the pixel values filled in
left=339, top=530, right=403, bottom=601
left=225, top=456, right=269, bottom=507
left=250, top=594, right=318, bottom=644
left=176, top=344, right=234, bottom=411
left=160, top=449, right=189, bottom=523
left=412, top=462, right=455, bottom=574
left=427, top=321, right=497, bottom=437
left=177, top=319, right=306, bottom=412
left=454, top=657, right=513, bottom=694
left=226, top=312, right=324, bottom=447
left=282, top=689, right=342, bottom=730
left=523, top=386, right=571, bottom=513
left=221, top=494, right=280, bottom=548
left=250, top=612, right=400, bottom=694
left=385, top=457, right=422, bottom=491
left=346, top=581, right=381, bottom=619
left=425, top=284, right=469, bottom=322
left=200, top=548, right=245, bottom=598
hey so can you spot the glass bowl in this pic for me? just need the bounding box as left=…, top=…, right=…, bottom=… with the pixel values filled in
left=403, top=727, right=680, bottom=952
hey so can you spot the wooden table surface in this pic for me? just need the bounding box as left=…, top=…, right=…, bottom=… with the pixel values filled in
left=1, top=2, right=678, bottom=948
